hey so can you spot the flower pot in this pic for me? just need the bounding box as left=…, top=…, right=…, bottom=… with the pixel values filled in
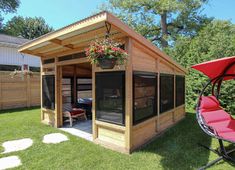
left=98, top=58, right=116, bottom=69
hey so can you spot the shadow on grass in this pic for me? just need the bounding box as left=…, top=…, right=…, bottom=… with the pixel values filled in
left=138, top=112, right=212, bottom=170
left=0, top=106, right=40, bottom=114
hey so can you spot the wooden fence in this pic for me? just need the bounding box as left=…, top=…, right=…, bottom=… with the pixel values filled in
left=0, top=71, right=40, bottom=110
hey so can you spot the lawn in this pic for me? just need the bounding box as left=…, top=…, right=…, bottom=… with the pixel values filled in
left=0, top=107, right=235, bottom=170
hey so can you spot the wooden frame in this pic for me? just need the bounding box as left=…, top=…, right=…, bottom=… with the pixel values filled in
left=19, top=11, right=187, bottom=154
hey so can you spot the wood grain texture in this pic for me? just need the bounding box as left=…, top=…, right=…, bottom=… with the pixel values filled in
left=0, top=71, right=40, bottom=110
left=98, top=126, right=125, bottom=147
left=125, top=37, right=133, bottom=151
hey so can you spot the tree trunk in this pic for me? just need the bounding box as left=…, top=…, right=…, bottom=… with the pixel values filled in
left=160, top=12, right=168, bottom=48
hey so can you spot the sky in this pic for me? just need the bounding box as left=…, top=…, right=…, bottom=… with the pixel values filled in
left=3, top=0, right=235, bottom=30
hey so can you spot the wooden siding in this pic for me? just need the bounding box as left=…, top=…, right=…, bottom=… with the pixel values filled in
left=174, top=105, right=186, bottom=122
left=130, top=39, right=185, bottom=151
left=132, top=117, right=157, bottom=149
left=158, top=110, right=174, bottom=131
left=95, top=120, right=126, bottom=153
left=97, top=125, right=125, bottom=147
left=0, top=71, right=40, bottom=110
left=131, top=106, right=185, bottom=151
left=132, top=41, right=157, bottom=72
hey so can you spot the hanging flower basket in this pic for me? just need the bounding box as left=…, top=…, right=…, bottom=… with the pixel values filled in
left=85, top=38, right=128, bottom=69
left=97, top=57, right=117, bottom=69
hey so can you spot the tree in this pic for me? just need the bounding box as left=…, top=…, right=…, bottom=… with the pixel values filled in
left=101, top=0, right=211, bottom=48
left=0, top=0, right=20, bottom=27
left=2, top=16, right=53, bottom=39
left=166, top=20, right=235, bottom=112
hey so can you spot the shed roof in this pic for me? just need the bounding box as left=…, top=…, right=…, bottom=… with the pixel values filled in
left=0, top=34, right=29, bottom=47
left=18, top=11, right=187, bottom=73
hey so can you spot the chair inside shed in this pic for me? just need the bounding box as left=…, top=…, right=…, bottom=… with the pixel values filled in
left=61, top=62, right=92, bottom=136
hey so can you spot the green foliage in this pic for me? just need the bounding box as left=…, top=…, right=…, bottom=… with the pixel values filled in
left=101, top=0, right=211, bottom=48
left=0, top=0, right=19, bottom=27
left=2, top=16, right=53, bottom=39
left=166, top=20, right=235, bottom=112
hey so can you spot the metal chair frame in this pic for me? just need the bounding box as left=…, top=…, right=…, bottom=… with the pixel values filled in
left=196, top=61, right=235, bottom=169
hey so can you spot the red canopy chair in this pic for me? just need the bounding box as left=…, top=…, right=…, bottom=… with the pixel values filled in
left=192, top=56, right=235, bottom=169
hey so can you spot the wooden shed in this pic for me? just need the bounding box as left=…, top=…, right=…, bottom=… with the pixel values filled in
left=19, top=11, right=187, bottom=153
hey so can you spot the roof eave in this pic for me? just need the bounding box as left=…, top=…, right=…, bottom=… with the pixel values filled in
left=18, top=11, right=108, bottom=53
left=18, top=11, right=187, bottom=74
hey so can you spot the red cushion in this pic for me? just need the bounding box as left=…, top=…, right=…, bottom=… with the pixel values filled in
left=217, top=131, right=235, bottom=142
left=200, top=96, right=220, bottom=111
left=206, top=118, right=235, bottom=142
left=208, top=120, right=235, bottom=133
left=70, top=109, right=85, bottom=116
left=201, top=109, right=231, bottom=124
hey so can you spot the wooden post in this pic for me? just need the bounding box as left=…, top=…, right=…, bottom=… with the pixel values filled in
left=73, top=65, right=77, bottom=103
left=92, top=64, right=98, bottom=140
left=40, top=59, right=44, bottom=121
left=156, top=59, right=160, bottom=132
left=54, top=63, right=57, bottom=127
left=55, top=61, right=63, bottom=127
left=125, top=37, right=133, bottom=152
left=26, top=75, right=31, bottom=107
left=173, top=73, right=176, bottom=122
left=0, top=72, right=2, bottom=110
left=58, top=66, right=63, bottom=126
left=155, top=58, right=160, bottom=132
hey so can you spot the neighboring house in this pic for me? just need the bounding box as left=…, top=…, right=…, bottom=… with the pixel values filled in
left=0, top=34, right=40, bottom=71
left=0, top=34, right=40, bottom=110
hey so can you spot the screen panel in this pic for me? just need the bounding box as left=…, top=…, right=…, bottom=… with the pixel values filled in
left=133, top=72, right=157, bottom=125
left=160, top=74, right=174, bottom=113
left=95, top=71, right=125, bottom=125
left=42, top=75, right=55, bottom=110
left=176, top=75, right=185, bottom=107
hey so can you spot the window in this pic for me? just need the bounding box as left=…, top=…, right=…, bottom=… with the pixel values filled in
left=0, top=64, right=21, bottom=71
left=62, top=78, right=73, bottom=104
left=29, top=66, right=40, bottom=72
left=58, top=52, right=86, bottom=62
left=42, top=75, right=55, bottom=110
left=96, top=71, right=125, bottom=125
left=133, top=72, right=157, bottom=124
left=176, top=75, right=185, bottom=106
left=43, top=58, right=55, bottom=64
left=77, top=78, right=92, bottom=99
left=160, top=74, right=174, bottom=113
left=77, top=78, right=92, bottom=91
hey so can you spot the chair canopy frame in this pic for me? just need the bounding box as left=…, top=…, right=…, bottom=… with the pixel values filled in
left=192, top=57, right=235, bottom=169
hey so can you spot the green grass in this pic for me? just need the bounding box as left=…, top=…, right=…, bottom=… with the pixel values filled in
left=0, top=107, right=235, bottom=170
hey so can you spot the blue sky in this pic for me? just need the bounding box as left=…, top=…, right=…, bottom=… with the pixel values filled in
left=3, top=0, right=235, bottom=29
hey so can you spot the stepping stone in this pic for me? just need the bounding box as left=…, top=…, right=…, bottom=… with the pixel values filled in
left=2, top=138, right=33, bottom=154
left=43, top=133, right=68, bottom=144
left=0, top=156, right=22, bottom=170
